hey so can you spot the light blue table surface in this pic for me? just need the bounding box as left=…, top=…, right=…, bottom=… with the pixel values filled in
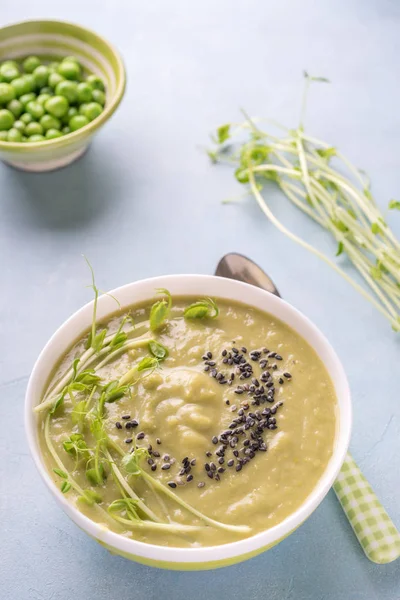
left=1, top=1, right=399, bottom=598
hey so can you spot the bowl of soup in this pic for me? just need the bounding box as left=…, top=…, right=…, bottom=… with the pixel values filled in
left=25, top=274, right=351, bottom=570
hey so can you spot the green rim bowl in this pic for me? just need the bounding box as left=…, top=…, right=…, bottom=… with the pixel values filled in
left=0, top=19, right=126, bottom=172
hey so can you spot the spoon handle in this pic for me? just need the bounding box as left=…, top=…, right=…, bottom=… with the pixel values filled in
left=215, top=253, right=400, bottom=563
left=333, top=453, right=400, bottom=564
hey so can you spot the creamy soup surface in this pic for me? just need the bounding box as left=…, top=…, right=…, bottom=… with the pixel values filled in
left=37, top=296, right=337, bottom=547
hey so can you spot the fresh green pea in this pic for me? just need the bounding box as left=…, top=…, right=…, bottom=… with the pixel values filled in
left=33, top=65, right=49, bottom=88
left=86, top=74, right=105, bottom=91
left=0, top=82, right=16, bottom=104
left=19, top=93, right=36, bottom=107
left=57, top=61, right=81, bottom=81
left=40, top=86, right=53, bottom=95
left=91, top=89, right=106, bottom=106
left=62, top=126, right=70, bottom=135
left=22, top=74, right=36, bottom=92
left=37, top=93, right=52, bottom=106
left=56, top=80, right=78, bottom=104
left=40, top=114, right=61, bottom=131
left=62, top=107, right=78, bottom=125
left=25, top=121, right=43, bottom=136
left=23, top=56, right=41, bottom=73
left=20, top=112, right=33, bottom=125
left=45, top=95, right=69, bottom=118
left=26, top=101, right=44, bottom=120
left=27, top=134, right=45, bottom=142
left=0, top=130, right=8, bottom=141
left=69, top=114, right=89, bottom=131
left=81, top=102, right=103, bottom=121
left=48, top=61, right=60, bottom=72
left=46, top=128, right=62, bottom=139
left=76, top=82, right=92, bottom=103
left=48, top=72, right=64, bottom=89
left=13, top=120, right=25, bottom=133
left=79, top=103, right=89, bottom=115
left=1, top=60, right=19, bottom=71
left=10, top=77, right=31, bottom=97
left=0, top=64, right=20, bottom=83
left=62, top=56, right=81, bottom=66
left=7, top=99, right=23, bottom=118
left=0, top=109, right=15, bottom=130
left=7, top=127, right=22, bottom=142
left=21, top=136, right=27, bottom=142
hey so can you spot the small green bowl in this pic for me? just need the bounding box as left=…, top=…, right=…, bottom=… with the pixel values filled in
left=0, top=20, right=126, bottom=172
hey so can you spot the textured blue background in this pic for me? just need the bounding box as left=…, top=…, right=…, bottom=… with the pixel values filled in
left=1, top=1, right=399, bottom=598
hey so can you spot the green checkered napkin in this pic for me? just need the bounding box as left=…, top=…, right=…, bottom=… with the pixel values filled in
left=333, top=453, right=400, bottom=564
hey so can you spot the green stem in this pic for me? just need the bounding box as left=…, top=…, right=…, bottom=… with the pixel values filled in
left=110, top=514, right=205, bottom=533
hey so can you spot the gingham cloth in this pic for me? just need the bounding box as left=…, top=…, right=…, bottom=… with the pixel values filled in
left=333, top=453, right=400, bottom=564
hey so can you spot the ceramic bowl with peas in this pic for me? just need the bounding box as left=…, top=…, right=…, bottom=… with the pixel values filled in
left=0, top=20, right=125, bottom=171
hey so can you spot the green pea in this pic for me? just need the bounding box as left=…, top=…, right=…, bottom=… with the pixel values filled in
left=23, top=55, right=41, bottom=73
left=48, top=61, right=60, bottom=72
left=1, top=60, right=19, bottom=71
left=92, top=89, right=106, bottom=106
left=22, top=74, right=36, bottom=92
left=63, top=106, right=78, bottom=125
left=69, top=114, right=89, bottom=131
left=40, top=114, right=61, bottom=131
left=0, top=109, right=15, bottom=130
left=25, top=121, right=43, bottom=136
left=86, top=74, right=105, bottom=91
left=79, top=103, right=89, bottom=115
left=13, top=120, right=25, bottom=133
left=40, top=86, right=53, bottom=95
left=37, top=93, right=52, bottom=106
left=7, top=127, right=22, bottom=142
left=58, top=61, right=81, bottom=81
left=81, top=102, right=103, bottom=121
left=21, top=136, right=27, bottom=142
left=45, top=95, right=69, bottom=118
left=7, top=99, right=23, bottom=118
left=46, top=128, right=62, bottom=139
left=62, top=56, right=81, bottom=67
left=56, top=80, right=78, bottom=104
left=26, top=101, right=44, bottom=120
left=0, top=130, right=8, bottom=141
left=20, top=112, right=33, bottom=125
left=62, top=126, right=70, bottom=135
left=48, top=72, right=65, bottom=89
left=19, top=93, right=36, bottom=107
left=76, top=82, right=92, bottom=103
left=0, top=64, right=20, bottom=83
left=33, top=65, right=49, bottom=88
left=27, top=134, right=45, bottom=142
left=10, top=77, right=31, bottom=98
left=0, top=82, right=16, bottom=104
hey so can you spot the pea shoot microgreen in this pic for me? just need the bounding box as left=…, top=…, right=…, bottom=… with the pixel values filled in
left=148, top=340, right=168, bottom=359
left=149, top=288, right=172, bottom=331
left=208, top=72, right=400, bottom=330
left=184, top=298, right=219, bottom=320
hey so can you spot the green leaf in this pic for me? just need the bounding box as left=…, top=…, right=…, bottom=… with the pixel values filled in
left=50, top=392, right=65, bottom=415
left=90, top=417, right=106, bottom=442
left=149, top=289, right=172, bottom=331
left=234, top=167, right=249, bottom=184
left=184, top=298, right=219, bottom=320
left=148, top=340, right=168, bottom=360
left=61, top=481, right=71, bottom=494
left=63, top=433, right=90, bottom=459
left=92, top=329, right=107, bottom=353
left=316, top=147, right=336, bottom=161
left=72, top=358, right=80, bottom=380
left=370, top=266, right=382, bottom=280
left=137, top=356, right=159, bottom=372
left=86, top=463, right=106, bottom=486
left=53, top=468, right=68, bottom=479
left=331, top=219, right=348, bottom=233
left=108, top=498, right=140, bottom=521
left=371, top=222, right=382, bottom=235
left=207, top=149, right=218, bottom=163
left=336, top=241, right=344, bottom=256
left=389, top=199, right=400, bottom=210
left=71, top=400, right=87, bottom=428
left=75, top=369, right=101, bottom=386
left=347, top=208, right=357, bottom=220
left=122, top=448, right=150, bottom=475
left=78, top=490, right=102, bottom=506
left=364, top=188, right=374, bottom=201
left=103, top=380, right=129, bottom=403
left=216, top=124, right=230, bottom=144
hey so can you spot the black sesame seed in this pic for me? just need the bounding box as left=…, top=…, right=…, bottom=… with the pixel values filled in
left=151, top=464, right=157, bottom=471
left=222, top=358, right=228, bottom=364
left=218, top=457, right=225, bottom=465
left=227, top=459, right=234, bottom=467
left=263, top=348, right=269, bottom=353
left=275, top=354, right=283, bottom=360
left=233, top=450, right=239, bottom=457
left=207, top=361, right=216, bottom=367
left=125, top=438, right=133, bottom=444
left=136, top=432, right=145, bottom=440
left=207, top=471, right=214, bottom=479
left=207, top=351, right=212, bottom=359
left=232, top=347, right=239, bottom=354
left=190, top=458, right=196, bottom=466
left=204, top=365, right=210, bottom=372
left=115, top=422, right=122, bottom=429
left=122, top=415, right=131, bottom=420
left=187, top=474, right=194, bottom=482
left=210, top=462, right=217, bottom=471
left=211, top=369, right=217, bottom=377
left=168, top=481, right=177, bottom=488
left=147, top=458, right=154, bottom=466
left=205, top=463, right=210, bottom=472
left=217, top=467, right=225, bottom=474
left=161, top=463, right=171, bottom=470
left=279, top=377, right=284, bottom=385
left=152, top=451, right=160, bottom=458
left=236, top=463, right=242, bottom=472
left=222, top=349, right=227, bottom=357
left=212, top=436, right=218, bottom=444
left=156, top=438, right=161, bottom=445
left=241, top=347, right=247, bottom=353
left=215, top=473, right=221, bottom=481
left=284, top=372, right=292, bottom=379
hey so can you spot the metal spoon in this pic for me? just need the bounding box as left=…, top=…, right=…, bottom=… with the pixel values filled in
left=215, top=252, right=400, bottom=564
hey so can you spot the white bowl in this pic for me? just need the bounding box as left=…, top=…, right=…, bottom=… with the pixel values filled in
left=25, top=275, right=352, bottom=570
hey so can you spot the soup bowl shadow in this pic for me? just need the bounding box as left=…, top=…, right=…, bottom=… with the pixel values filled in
left=25, top=274, right=352, bottom=570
